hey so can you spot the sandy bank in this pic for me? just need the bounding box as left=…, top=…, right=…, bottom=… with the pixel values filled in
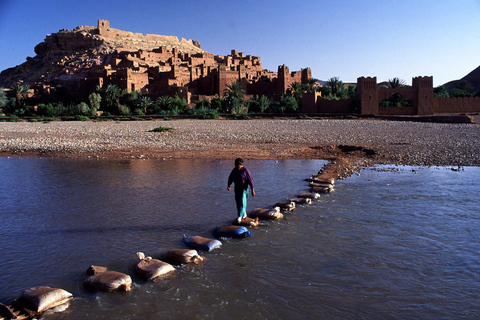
left=0, top=119, right=479, bottom=179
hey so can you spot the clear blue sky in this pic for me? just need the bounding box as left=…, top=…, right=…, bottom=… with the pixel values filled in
left=1, top=0, right=479, bottom=86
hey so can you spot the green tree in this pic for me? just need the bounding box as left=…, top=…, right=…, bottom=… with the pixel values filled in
left=103, top=84, right=122, bottom=113
left=210, top=97, right=225, bottom=113
left=76, top=102, right=91, bottom=116
left=304, top=78, right=319, bottom=92
left=388, top=77, right=406, bottom=88
left=155, top=96, right=172, bottom=113
left=449, top=88, right=467, bottom=98
left=135, top=96, right=152, bottom=114
left=168, top=95, right=188, bottom=115
left=88, top=92, right=102, bottom=112
left=248, top=95, right=271, bottom=113
left=326, top=77, right=343, bottom=96
left=0, top=88, right=7, bottom=111
left=434, top=86, right=449, bottom=98
left=223, top=81, right=245, bottom=100
left=280, top=95, right=299, bottom=113
left=223, top=81, right=246, bottom=114
left=318, top=85, right=332, bottom=98
left=10, top=83, right=30, bottom=108
left=456, top=80, right=474, bottom=94
left=194, top=99, right=211, bottom=109
left=289, top=82, right=303, bottom=98
left=347, top=85, right=357, bottom=98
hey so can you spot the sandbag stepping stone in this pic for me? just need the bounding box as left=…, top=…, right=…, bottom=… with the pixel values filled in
left=297, top=192, right=321, bottom=199
left=14, top=286, right=73, bottom=315
left=287, top=198, right=312, bottom=205
left=135, top=252, right=175, bottom=280
left=162, top=249, right=204, bottom=265
left=274, top=201, right=296, bottom=211
left=232, top=217, right=259, bottom=227
left=248, top=207, right=283, bottom=220
left=83, top=266, right=132, bottom=292
left=212, top=225, right=251, bottom=239
left=183, top=235, right=222, bottom=252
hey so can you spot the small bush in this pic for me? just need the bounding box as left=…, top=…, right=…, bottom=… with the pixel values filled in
left=66, top=115, right=91, bottom=121
left=152, top=126, right=174, bottom=132
left=200, top=110, right=219, bottom=119
left=133, top=108, right=145, bottom=116
left=233, top=114, right=250, bottom=120
left=41, top=117, right=59, bottom=122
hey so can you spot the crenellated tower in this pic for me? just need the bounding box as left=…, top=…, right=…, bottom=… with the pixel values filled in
left=412, top=76, right=434, bottom=115
left=357, top=77, right=378, bottom=115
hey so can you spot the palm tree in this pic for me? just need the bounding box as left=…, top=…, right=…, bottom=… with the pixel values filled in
left=104, top=84, right=122, bottom=112
left=289, top=81, right=303, bottom=100
left=326, top=77, right=343, bottom=96
left=223, top=81, right=245, bottom=100
left=155, top=95, right=172, bottom=112
left=10, top=83, right=30, bottom=107
left=305, top=78, right=319, bottom=92
left=223, top=81, right=247, bottom=114
left=388, top=77, right=406, bottom=88
left=136, top=96, right=152, bottom=113
left=0, top=88, right=7, bottom=110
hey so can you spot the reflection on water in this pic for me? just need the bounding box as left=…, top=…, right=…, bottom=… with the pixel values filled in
left=0, top=159, right=479, bottom=319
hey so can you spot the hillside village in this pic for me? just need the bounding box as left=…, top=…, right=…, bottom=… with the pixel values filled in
left=0, top=20, right=311, bottom=105
left=1, top=19, right=480, bottom=118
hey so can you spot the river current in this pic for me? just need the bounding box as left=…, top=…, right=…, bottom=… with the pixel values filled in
left=0, top=158, right=479, bottom=319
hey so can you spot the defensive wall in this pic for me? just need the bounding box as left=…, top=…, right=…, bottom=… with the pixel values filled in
left=302, top=76, right=480, bottom=116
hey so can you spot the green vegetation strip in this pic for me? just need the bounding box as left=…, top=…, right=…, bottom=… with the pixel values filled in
left=152, top=126, right=174, bottom=132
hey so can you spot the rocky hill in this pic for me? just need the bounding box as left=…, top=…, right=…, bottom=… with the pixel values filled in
left=442, top=65, right=480, bottom=92
left=0, top=20, right=205, bottom=87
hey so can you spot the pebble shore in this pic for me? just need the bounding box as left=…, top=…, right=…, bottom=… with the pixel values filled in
left=0, top=118, right=479, bottom=167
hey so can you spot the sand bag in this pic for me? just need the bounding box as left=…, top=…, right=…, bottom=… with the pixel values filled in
left=309, top=182, right=334, bottom=188
left=15, top=286, right=73, bottom=314
left=212, top=225, right=251, bottom=239
left=309, top=177, right=335, bottom=185
left=232, top=217, right=259, bottom=227
left=248, top=207, right=283, bottom=220
left=162, top=249, right=204, bottom=265
left=135, top=252, right=175, bottom=280
left=297, top=192, right=321, bottom=199
left=274, top=201, right=296, bottom=211
left=183, top=235, right=222, bottom=252
left=83, top=270, right=132, bottom=292
left=310, top=186, right=333, bottom=194
left=287, top=198, right=312, bottom=205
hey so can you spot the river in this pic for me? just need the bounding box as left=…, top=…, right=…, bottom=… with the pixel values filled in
left=0, top=158, right=479, bottom=319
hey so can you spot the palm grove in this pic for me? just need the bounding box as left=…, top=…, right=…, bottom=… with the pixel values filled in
left=0, top=77, right=473, bottom=120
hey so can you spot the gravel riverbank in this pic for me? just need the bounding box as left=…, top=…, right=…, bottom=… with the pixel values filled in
left=0, top=118, right=479, bottom=167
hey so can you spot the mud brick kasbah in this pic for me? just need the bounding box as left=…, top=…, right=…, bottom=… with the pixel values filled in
left=3, top=19, right=480, bottom=116
left=20, top=19, right=311, bottom=105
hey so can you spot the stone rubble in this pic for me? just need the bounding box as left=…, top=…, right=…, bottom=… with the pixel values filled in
left=0, top=119, right=479, bottom=167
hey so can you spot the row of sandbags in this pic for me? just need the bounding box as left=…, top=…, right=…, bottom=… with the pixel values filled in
left=0, top=248, right=205, bottom=319
left=0, top=170, right=335, bottom=320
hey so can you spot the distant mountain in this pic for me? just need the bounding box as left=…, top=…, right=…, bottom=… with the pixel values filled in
left=442, top=65, right=480, bottom=92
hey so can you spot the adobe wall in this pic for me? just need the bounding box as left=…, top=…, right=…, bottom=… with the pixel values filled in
left=357, top=76, right=434, bottom=116
left=302, top=92, right=320, bottom=113
left=277, top=65, right=311, bottom=95
left=434, top=97, right=480, bottom=114
left=378, top=106, right=416, bottom=115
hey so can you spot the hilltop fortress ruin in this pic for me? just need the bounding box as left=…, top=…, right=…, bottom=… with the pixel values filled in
left=0, top=20, right=311, bottom=103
